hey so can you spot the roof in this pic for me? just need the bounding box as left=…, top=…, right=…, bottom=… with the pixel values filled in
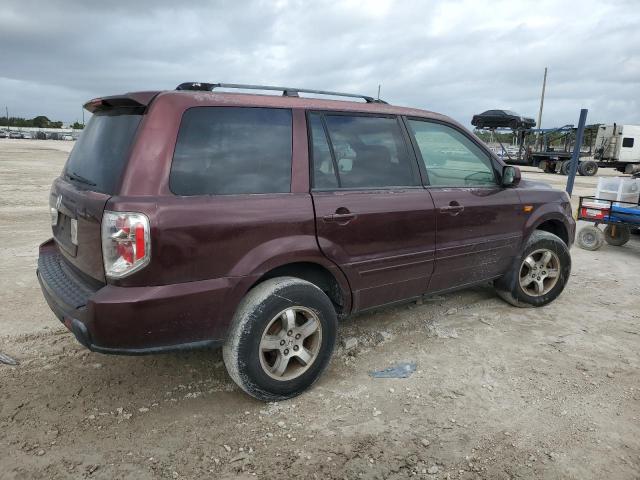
left=85, top=88, right=455, bottom=125
left=165, top=90, right=452, bottom=122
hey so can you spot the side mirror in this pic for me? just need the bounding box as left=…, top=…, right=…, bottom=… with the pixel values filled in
left=501, top=165, right=521, bottom=187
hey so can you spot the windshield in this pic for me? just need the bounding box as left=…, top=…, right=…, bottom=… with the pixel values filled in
left=64, top=108, right=143, bottom=194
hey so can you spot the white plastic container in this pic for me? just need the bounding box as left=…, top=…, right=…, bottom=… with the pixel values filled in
left=595, top=177, right=640, bottom=206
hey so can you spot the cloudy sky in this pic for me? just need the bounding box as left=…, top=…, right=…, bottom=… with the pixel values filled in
left=1, top=0, right=639, bottom=128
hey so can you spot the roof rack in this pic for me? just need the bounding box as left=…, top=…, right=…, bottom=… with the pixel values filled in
left=175, top=82, right=388, bottom=104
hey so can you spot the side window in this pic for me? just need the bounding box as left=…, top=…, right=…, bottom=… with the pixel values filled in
left=170, top=107, right=292, bottom=195
left=323, top=115, right=416, bottom=188
left=622, top=137, right=634, bottom=148
left=309, top=114, right=339, bottom=189
left=408, top=120, right=497, bottom=187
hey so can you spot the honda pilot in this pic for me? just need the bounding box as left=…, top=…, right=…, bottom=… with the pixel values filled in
left=37, top=82, right=575, bottom=401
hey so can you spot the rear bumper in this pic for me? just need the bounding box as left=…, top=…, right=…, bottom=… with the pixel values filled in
left=37, top=239, right=232, bottom=355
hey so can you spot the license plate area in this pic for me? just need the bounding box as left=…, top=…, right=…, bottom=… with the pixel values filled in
left=53, top=213, right=78, bottom=256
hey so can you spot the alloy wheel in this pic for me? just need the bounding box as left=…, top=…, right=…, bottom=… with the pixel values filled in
left=259, top=306, right=322, bottom=380
left=519, top=249, right=560, bottom=296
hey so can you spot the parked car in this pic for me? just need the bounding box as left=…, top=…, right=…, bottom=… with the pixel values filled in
left=0, top=130, right=7, bottom=138
left=472, top=109, right=536, bottom=129
left=62, top=134, right=74, bottom=141
left=21, top=131, right=32, bottom=139
left=8, top=131, right=22, bottom=139
left=37, top=83, right=575, bottom=401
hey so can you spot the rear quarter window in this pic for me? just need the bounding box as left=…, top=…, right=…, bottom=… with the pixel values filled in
left=170, top=107, right=292, bottom=195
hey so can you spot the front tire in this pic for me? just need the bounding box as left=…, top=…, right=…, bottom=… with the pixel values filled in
left=495, top=230, right=571, bottom=308
left=223, top=277, right=337, bottom=401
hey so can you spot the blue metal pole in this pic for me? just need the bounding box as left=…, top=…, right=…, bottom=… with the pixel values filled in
left=566, top=109, right=588, bottom=195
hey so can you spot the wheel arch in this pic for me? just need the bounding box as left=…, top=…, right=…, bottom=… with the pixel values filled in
left=522, top=201, right=574, bottom=247
left=247, top=261, right=351, bottom=317
left=534, top=218, right=569, bottom=246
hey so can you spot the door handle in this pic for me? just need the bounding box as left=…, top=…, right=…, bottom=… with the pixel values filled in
left=323, top=208, right=356, bottom=224
left=439, top=203, right=464, bottom=216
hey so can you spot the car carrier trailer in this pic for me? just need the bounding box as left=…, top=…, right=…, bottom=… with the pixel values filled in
left=473, top=116, right=640, bottom=176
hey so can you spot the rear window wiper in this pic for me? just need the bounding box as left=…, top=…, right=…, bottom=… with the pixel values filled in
left=66, top=171, right=97, bottom=187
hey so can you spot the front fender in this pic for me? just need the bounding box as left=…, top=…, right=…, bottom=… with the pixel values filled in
left=524, top=203, right=575, bottom=246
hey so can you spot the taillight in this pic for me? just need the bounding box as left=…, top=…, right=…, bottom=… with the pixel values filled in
left=580, top=206, right=609, bottom=220
left=101, top=211, right=150, bottom=279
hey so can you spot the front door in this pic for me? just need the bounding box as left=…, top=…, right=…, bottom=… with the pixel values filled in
left=405, top=118, right=525, bottom=292
left=308, top=112, right=437, bottom=311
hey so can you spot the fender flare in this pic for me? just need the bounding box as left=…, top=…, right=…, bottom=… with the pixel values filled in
left=218, top=238, right=353, bottom=331
left=523, top=207, right=571, bottom=245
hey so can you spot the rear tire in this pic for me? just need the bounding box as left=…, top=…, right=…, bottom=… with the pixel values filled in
left=604, top=225, right=630, bottom=246
left=580, top=160, right=598, bottom=176
left=495, top=230, right=571, bottom=308
left=560, top=161, right=571, bottom=175
left=577, top=225, right=605, bottom=251
left=223, top=277, right=337, bottom=402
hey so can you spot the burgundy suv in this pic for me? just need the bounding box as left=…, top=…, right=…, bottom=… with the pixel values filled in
left=37, top=83, right=575, bottom=401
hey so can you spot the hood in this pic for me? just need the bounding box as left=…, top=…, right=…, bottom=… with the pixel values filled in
left=517, top=178, right=553, bottom=190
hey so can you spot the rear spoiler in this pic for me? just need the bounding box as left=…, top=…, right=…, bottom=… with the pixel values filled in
left=83, top=91, right=160, bottom=113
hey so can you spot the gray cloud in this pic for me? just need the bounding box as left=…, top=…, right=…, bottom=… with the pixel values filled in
left=1, top=0, right=639, bottom=127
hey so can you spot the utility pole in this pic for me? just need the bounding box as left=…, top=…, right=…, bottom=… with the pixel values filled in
left=377, top=84, right=381, bottom=100
left=537, top=67, right=547, bottom=127
left=5, top=106, right=8, bottom=131
left=535, top=67, right=548, bottom=150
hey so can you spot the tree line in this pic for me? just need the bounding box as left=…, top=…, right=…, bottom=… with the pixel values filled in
left=0, top=116, right=84, bottom=129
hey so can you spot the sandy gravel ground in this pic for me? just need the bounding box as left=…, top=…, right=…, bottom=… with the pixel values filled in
left=0, top=138, right=638, bottom=480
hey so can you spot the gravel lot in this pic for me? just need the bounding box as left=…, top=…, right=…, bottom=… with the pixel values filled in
left=0, top=138, right=639, bottom=480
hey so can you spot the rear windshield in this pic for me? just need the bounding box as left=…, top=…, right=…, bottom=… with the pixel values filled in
left=64, top=109, right=143, bottom=194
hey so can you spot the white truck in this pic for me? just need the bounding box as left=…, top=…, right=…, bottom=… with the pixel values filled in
left=593, top=124, right=640, bottom=174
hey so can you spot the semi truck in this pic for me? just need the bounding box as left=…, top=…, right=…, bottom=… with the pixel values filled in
left=592, top=124, right=640, bottom=175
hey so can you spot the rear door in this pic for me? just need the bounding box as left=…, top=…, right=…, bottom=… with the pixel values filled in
left=309, top=112, right=437, bottom=311
left=405, top=118, right=525, bottom=292
left=51, top=108, right=144, bottom=282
